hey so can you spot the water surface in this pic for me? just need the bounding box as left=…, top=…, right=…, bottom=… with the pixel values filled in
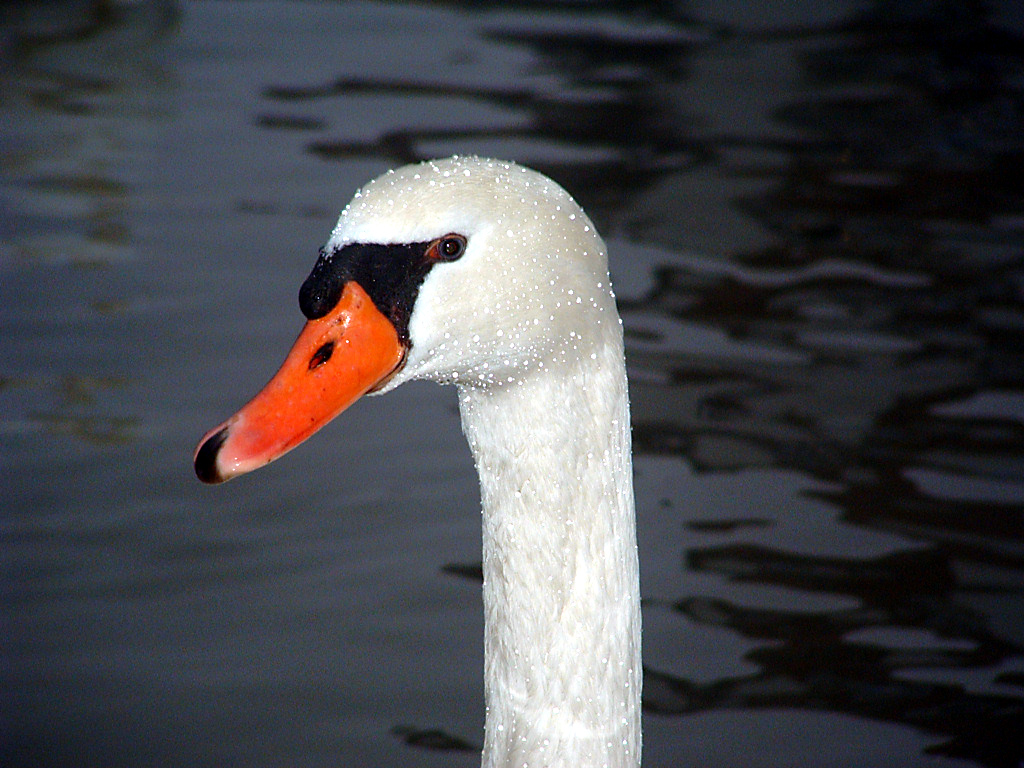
left=2, top=1, right=1023, bottom=766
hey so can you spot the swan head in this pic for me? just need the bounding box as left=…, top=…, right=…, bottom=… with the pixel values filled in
left=195, top=156, right=616, bottom=483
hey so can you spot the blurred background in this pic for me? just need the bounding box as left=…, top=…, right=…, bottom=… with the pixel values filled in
left=2, top=1, right=1023, bottom=766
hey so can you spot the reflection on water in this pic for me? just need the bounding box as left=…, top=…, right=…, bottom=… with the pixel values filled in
left=650, top=546, right=1019, bottom=767
left=2, top=1, right=1023, bottom=767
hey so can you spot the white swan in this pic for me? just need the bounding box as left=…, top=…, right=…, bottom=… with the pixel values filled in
left=194, top=156, right=642, bottom=768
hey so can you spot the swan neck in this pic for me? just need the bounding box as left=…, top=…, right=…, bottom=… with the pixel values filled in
left=457, top=343, right=642, bottom=768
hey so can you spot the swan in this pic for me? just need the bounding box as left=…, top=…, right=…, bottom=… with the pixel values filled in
left=194, top=156, right=642, bottom=768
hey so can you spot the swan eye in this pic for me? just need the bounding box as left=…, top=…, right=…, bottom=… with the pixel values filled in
left=432, top=234, right=466, bottom=262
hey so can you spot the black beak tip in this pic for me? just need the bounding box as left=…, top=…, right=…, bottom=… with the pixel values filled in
left=194, top=426, right=230, bottom=484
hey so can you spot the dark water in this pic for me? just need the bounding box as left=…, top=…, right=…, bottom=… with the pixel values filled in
left=3, top=1, right=1023, bottom=767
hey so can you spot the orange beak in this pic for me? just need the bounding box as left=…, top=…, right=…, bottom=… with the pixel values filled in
left=194, top=281, right=405, bottom=484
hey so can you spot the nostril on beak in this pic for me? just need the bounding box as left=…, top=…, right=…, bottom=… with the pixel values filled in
left=309, top=341, right=335, bottom=370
